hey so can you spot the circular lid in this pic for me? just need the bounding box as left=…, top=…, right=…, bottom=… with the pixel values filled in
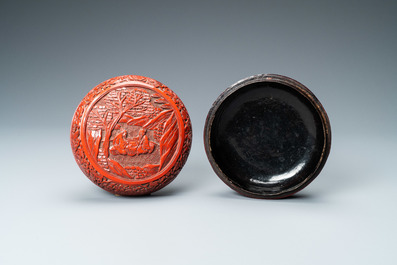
left=204, top=74, right=331, bottom=199
left=71, top=75, right=192, bottom=196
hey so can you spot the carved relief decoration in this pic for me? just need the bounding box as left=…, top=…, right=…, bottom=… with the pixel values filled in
left=71, top=75, right=192, bottom=195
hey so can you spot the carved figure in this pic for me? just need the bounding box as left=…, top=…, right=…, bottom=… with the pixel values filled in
left=110, top=129, right=155, bottom=156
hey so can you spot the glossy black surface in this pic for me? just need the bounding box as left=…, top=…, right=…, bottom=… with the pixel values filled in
left=210, top=82, right=325, bottom=195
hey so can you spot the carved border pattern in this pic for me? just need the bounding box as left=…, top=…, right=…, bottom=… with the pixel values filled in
left=71, top=75, right=192, bottom=195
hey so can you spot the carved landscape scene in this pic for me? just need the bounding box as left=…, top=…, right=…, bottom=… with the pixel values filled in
left=85, top=86, right=179, bottom=180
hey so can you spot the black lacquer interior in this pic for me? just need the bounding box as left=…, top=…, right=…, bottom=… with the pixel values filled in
left=210, top=82, right=325, bottom=195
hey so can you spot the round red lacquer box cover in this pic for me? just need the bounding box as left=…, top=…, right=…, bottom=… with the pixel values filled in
left=70, top=75, right=192, bottom=196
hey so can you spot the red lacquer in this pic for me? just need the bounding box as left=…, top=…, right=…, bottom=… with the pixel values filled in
left=71, top=75, right=192, bottom=196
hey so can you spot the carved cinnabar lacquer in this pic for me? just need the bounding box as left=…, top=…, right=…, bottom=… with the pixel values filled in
left=71, top=75, right=192, bottom=196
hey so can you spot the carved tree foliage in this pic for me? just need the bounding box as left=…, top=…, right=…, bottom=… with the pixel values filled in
left=120, top=93, right=179, bottom=170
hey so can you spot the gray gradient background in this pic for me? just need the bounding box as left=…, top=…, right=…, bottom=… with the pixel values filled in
left=1, top=0, right=396, bottom=264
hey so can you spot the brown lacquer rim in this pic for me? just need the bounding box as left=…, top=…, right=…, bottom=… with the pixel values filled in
left=204, top=74, right=332, bottom=199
